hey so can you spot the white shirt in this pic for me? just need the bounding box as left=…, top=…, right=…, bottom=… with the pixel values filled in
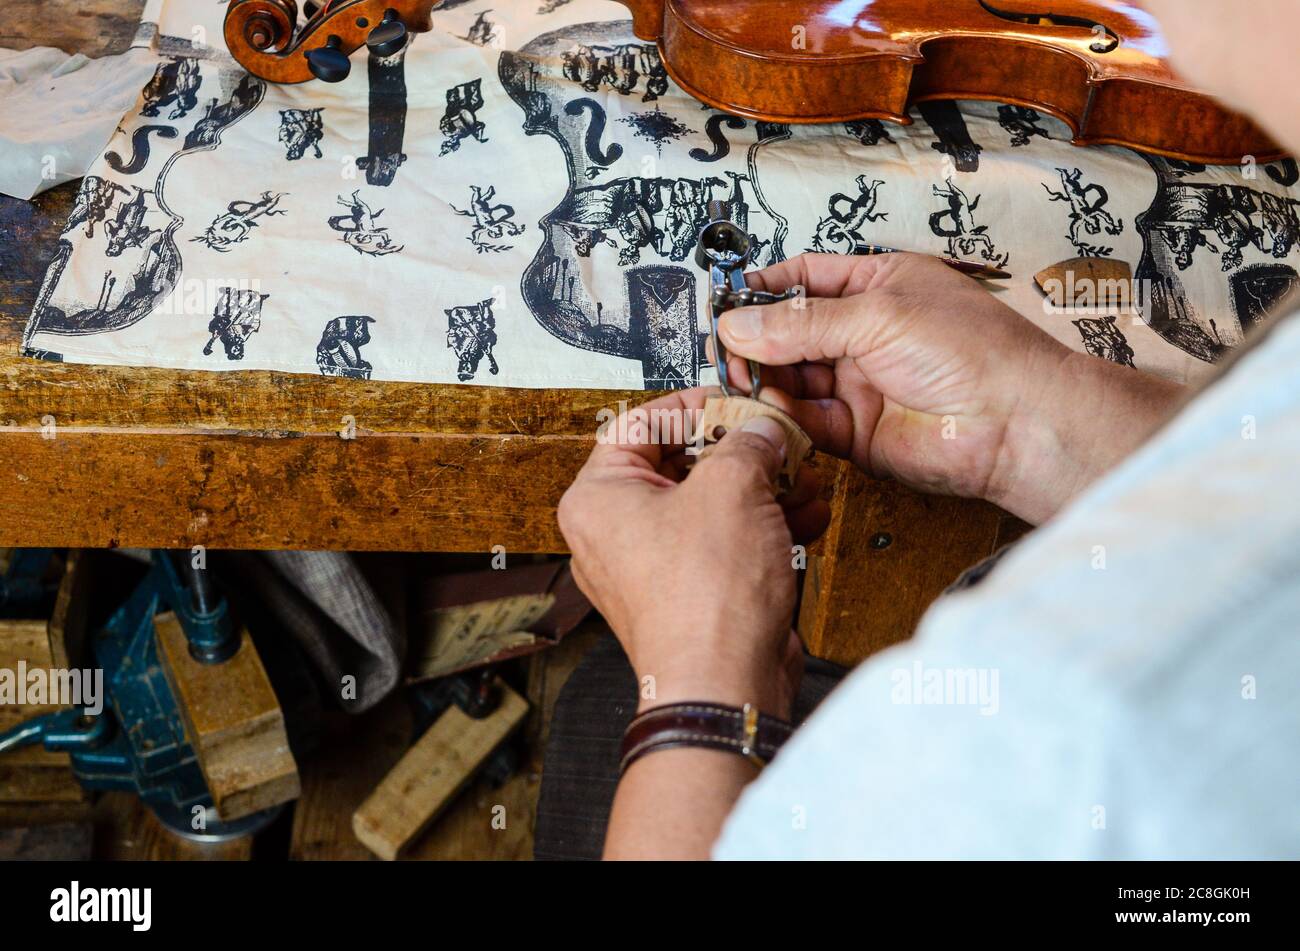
left=715, top=314, right=1300, bottom=860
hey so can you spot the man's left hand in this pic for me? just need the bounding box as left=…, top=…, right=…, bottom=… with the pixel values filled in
left=558, top=388, right=830, bottom=720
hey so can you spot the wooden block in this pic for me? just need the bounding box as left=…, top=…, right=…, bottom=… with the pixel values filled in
left=404, top=620, right=605, bottom=861
left=695, top=396, right=813, bottom=492
left=0, top=748, right=85, bottom=803
left=155, top=612, right=300, bottom=821
left=353, top=679, right=528, bottom=861
left=0, top=620, right=62, bottom=730
left=0, top=619, right=86, bottom=804
left=798, top=463, right=1030, bottom=666
left=47, top=549, right=92, bottom=670
left=1035, top=256, right=1134, bottom=310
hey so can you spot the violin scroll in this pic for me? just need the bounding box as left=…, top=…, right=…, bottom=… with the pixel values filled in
left=224, top=0, right=443, bottom=84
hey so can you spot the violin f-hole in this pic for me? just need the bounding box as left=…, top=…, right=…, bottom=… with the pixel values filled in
left=977, top=1, right=1120, bottom=54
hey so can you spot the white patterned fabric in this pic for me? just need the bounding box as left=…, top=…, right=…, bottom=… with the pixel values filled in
left=20, top=0, right=1300, bottom=389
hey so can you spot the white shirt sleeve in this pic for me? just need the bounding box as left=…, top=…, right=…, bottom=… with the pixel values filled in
left=714, top=315, right=1300, bottom=860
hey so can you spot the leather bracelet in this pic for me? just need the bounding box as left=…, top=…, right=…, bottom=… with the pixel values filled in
left=619, top=702, right=794, bottom=775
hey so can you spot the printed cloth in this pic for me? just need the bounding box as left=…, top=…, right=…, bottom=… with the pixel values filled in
left=19, top=0, right=1300, bottom=388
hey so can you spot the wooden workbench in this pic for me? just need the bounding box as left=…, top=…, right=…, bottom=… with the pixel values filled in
left=0, top=0, right=1025, bottom=668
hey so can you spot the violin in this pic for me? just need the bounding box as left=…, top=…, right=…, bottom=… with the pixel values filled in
left=224, top=0, right=442, bottom=84
left=617, top=0, right=1282, bottom=164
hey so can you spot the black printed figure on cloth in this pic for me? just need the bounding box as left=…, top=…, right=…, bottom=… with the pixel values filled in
left=462, top=10, right=502, bottom=47
left=811, top=176, right=888, bottom=254
left=621, top=106, right=694, bottom=157
left=844, top=119, right=894, bottom=147
left=551, top=175, right=729, bottom=266
left=104, top=187, right=158, bottom=258
left=1231, top=264, right=1300, bottom=335
left=192, top=192, right=287, bottom=252
left=627, top=266, right=699, bottom=389
left=501, top=21, right=790, bottom=389
left=105, top=124, right=178, bottom=175
left=1266, top=159, right=1300, bottom=188
left=1134, top=155, right=1300, bottom=361
left=26, top=70, right=265, bottom=346
left=691, top=115, right=748, bottom=164
left=1142, top=163, right=1299, bottom=273
left=1073, top=314, right=1136, bottom=367
left=919, top=101, right=983, bottom=173
left=317, top=316, right=376, bottom=379
left=930, top=178, right=1009, bottom=267
left=1044, top=167, right=1123, bottom=257
left=440, top=79, right=489, bottom=155
left=63, top=176, right=129, bottom=239
left=204, top=287, right=269, bottom=360
left=566, top=99, right=624, bottom=177
left=329, top=191, right=404, bottom=256
left=998, top=105, right=1050, bottom=147
left=279, top=108, right=324, bottom=160
left=561, top=42, right=668, bottom=102
left=451, top=185, right=525, bottom=254
left=356, top=40, right=410, bottom=186
left=141, top=57, right=201, bottom=120
left=445, top=299, right=500, bottom=381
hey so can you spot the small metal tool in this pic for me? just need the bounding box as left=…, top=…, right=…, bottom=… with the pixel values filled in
left=696, top=201, right=799, bottom=397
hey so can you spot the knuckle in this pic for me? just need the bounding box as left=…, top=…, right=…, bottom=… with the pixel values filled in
left=556, top=487, right=586, bottom=537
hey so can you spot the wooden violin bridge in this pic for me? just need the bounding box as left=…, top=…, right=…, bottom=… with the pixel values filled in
left=692, top=396, right=813, bottom=495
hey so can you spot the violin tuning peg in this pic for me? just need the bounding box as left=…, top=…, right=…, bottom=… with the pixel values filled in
left=366, top=13, right=408, bottom=58
left=303, top=0, right=319, bottom=18
left=305, top=36, right=350, bottom=82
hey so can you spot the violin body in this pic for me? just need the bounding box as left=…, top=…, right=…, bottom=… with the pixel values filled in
left=619, top=0, right=1282, bottom=164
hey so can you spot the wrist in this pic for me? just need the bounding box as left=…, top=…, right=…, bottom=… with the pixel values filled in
left=636, top=671, right=789, bottom=719
left=628, top=634, right=792, bottom=719
left=991, top=349, right=1185, bottom=524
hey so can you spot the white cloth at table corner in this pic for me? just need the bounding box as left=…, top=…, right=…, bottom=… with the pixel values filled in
left=0, top=45, right=159, bottom=200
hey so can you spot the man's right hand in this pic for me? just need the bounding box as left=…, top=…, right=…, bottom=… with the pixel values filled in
left=716, top=252, right=1185, bottom=525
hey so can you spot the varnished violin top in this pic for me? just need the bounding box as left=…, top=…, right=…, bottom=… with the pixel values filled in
left=620, top=0, right=1282, bottom=164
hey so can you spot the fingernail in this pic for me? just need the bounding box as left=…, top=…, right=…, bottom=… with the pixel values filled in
left=722, top=308, right=763, bottom=341
left=741, top=416, right=786, bottom=455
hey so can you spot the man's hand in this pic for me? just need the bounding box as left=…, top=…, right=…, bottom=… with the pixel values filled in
left=717, top=252, right=1185, bottom=524
left=558, top=389, right=829, bottom=720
